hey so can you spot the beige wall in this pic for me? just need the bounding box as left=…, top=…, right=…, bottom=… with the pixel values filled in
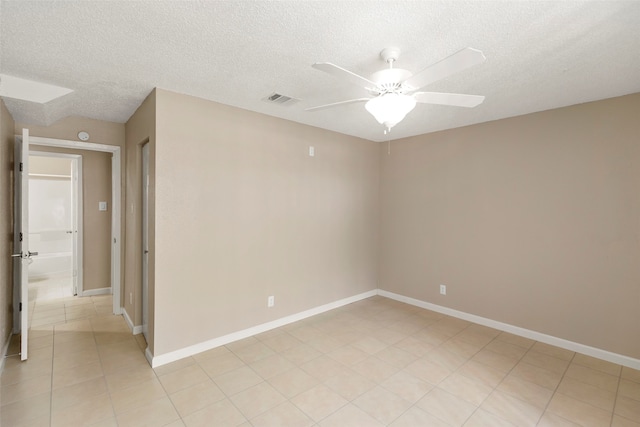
left=152, top=89, right=380, bottom=356
left=9, top=89, right=637, bottom=366
left=29, top=146, right=112, bottom=291
left=0, top=100, right=15, bottom=351
left=16, top=117, right=125, bottom=296
left=124, top=90, right=156, bottom=351
left=16, top=116, right=124, bottom=145
left=30, top=156, right=71, bottom=176
left=379, top=93, right=640, bottom=359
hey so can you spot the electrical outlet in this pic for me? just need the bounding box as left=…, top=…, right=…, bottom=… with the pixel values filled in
left=267, top=296, right=275, bottom=308
left=129, top=292, right=133, bottom=304
left=440, top=284, right=447, bottom=295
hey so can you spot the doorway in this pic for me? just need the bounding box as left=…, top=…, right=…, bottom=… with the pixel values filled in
left=25, top=136, right=122, bottom=316
left=28, top=152, right=82, bottom=305
left=12, top=131, right=122, bottom=362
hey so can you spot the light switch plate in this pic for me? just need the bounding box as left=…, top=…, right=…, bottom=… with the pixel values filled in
left=99, top=201, right=108, bottom=211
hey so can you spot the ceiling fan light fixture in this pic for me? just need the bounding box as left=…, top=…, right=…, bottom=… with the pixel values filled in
left=365, top=93, right=416, bottom=129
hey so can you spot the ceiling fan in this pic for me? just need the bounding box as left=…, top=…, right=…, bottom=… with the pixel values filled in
left=306, top=47, right=486, bottom=132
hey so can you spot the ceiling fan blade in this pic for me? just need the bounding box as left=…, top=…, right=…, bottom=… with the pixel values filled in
left=305, top=98, right=370, bottom=112
left=312, top=63, right=377, bottom=89
left=403, top=47, right=486, bottom=90
left=414, top=92, right=485, bottom=107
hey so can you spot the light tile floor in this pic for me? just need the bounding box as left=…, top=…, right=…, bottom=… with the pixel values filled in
left=26, top=274, right=80, bottom=330
left=28, top=274, right=75, bottom=304
left=1, top=293, right=639, bottom=426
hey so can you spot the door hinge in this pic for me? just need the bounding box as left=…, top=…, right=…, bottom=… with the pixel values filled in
left=19, top=162, right=23, bottom=172
left=19, top=302, right=22, bottom=311
left=19, top=232, right=23, bottom=242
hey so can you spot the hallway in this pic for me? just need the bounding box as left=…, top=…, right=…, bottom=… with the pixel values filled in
left=1, top=283, right=147, bottom=426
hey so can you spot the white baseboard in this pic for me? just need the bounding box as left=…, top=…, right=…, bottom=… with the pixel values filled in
left=145, top=346, right=153, bottom=366
left=150, top=289, right=377, bottom=368
left=378, top=289, right=640, bottom=371
left=147, top=287, right=640, bottom=370
left=81, top=287, right=111, bottom=297
left=122, top=308, right=143, bottom=335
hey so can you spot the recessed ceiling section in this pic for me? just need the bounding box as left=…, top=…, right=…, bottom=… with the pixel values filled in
left=0, top=74, right=73, bottom=104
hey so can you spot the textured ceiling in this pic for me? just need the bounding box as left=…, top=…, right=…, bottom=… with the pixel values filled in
left=1, top=1, right=639, bottom=142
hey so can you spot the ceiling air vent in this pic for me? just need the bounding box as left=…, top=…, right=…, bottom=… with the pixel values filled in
left=262, top=92, right=299, bottom=106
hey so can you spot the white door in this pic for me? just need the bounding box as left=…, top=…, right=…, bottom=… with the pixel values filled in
left=142, top=143, right=149, bottom=341
left=13, top=128, right=34, bottom=361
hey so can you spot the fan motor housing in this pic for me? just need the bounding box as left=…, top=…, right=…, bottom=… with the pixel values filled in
left=380, top=47, right=401, bottom=63
left=370, top=68, right=412, bottom=92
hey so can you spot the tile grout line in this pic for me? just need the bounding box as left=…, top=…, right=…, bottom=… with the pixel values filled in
left=153, top=366, right=187, bottom=425
left=355, top=317, right=488, bottom=425
left=272, top=331, right=342, bottom=424
left=445, top=327, right=531, bottom=426
left=329, top=314, right=414, bottom=426
left=543, top=352, right=625, bottom=426
left=191, top=343, right=263, bottom=424
left=473, top=338, right=622, bottom=426
left=48, top=299, right=55, bottom=427
left=384, top=310, right=497, bottom=424
left=610, top=364, right=623, bottom=427
left=223, top=344, right=269, bottom=424
left=371, top=320, right=472, bottom=426
left=91, top=297, right=119, bottom=426
left=535, top=350, right=576, bottom=426
left=460, top=330, right=574, bottom=424
left=455, top=342, right=496, bottom=424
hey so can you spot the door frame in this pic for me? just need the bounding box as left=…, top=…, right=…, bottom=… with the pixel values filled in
left=12, top=131, right=29, bottom=361
left=141, top=142, right=149, bottom=341
left=28, top=151, right=83, bottom=296
left=27, top=136, right=122, bottom=315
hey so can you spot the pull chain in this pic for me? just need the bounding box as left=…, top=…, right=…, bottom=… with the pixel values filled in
left=383, top=127, right=391, bottom=155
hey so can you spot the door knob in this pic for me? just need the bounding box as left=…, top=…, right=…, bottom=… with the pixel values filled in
left=10, top=251, right=37, bottom=259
